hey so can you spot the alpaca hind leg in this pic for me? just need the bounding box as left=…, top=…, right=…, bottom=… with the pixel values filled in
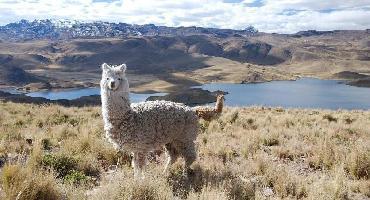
left=163, top=143, right=178, bottom=173
left=132, top=152, right=147, bottom=179
left=182, top=141, right=196, bottom=174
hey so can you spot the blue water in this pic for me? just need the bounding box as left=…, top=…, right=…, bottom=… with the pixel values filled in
left=3, top=87, right=166, bottom=103
left=194, top=78, right=370, bottom=110
left=2, top=78, right=370, bottom=109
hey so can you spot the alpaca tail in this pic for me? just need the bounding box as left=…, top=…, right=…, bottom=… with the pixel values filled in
left=193, top=94, right=224, bottom=121
left=193, top=107, right=212, bottom=121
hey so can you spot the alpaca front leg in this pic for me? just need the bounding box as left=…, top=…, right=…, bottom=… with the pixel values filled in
left=163, top=143, right=178, bottom=174
left=163, top=151, right=174, bottom=174
left=132, top=152, right=146, bottom=179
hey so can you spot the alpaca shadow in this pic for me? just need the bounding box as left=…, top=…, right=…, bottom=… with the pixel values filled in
left=166, top=163, right=255, bottom=199
left=166, top=164, right=205, bottom=198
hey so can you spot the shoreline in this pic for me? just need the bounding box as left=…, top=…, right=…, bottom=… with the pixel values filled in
left=1, top=77, right=370, bottom=110
left=0, top=88, right=221, bottom=107
left=2, top=74, right=368, bottom=95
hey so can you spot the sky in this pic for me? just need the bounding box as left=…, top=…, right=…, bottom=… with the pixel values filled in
left=0, top=0, right=369, bottom=33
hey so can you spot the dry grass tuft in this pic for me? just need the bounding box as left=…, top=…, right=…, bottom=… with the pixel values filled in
left=346, top=144, right=370, bottom=180
left=1, top=164, right=62, bottom=200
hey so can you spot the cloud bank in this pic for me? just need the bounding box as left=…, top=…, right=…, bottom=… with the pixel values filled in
left=0, top=0, right=369, bottom=33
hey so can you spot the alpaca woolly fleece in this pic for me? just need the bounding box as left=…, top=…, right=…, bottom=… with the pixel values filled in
left=100, top=63, right=199, bottom=177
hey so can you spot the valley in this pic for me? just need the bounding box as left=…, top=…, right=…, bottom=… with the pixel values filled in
left=0, top=20, right=369, bottom=94
left=0, top=20, right=369, bottom=108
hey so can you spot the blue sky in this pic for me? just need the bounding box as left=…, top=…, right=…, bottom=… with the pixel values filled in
left=0, top=0, right=369, bottom=33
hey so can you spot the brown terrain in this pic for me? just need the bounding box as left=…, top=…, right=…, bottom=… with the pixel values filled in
left=0, top=30, right=369, bottom=96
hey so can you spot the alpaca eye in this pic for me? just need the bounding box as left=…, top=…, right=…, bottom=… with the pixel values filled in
left=118, top=78, right=121, bottom=81
left=106, top=78, right=109, bottom=80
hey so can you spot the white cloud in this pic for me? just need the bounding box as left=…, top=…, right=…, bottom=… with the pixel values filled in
left=0, top=0, right=369, bottom=33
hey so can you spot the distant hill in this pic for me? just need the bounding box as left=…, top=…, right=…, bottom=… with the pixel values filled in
left=0, top=19, right=369, bottom=91
left=0, top=54, right=45, bottom=85
left=0, top=65, right=44, bottom=86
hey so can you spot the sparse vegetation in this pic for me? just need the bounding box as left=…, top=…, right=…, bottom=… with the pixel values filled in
left=0, top=102, right=369, bottom=199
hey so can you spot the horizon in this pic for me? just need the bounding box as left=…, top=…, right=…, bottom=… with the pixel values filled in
left=0, top=0, right=369, bottom=34
left=1, top=18, right=370, bottom=34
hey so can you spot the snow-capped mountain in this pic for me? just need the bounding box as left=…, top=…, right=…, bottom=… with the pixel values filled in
left=0, top=19, right=258, bottom=41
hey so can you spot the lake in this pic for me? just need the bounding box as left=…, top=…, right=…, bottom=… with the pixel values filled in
left=2, top=78, right=370, bottom=109
left=3, top=87, right=167, bottom=103
left=194, top=78, right=370, bottom=110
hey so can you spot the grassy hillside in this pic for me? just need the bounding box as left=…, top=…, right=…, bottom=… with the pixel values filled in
left=0, top=102, right=369, bottom=199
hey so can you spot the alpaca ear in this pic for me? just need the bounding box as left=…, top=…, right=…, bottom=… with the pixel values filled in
left=101, top=63, right=110, bottom=71
left=117, top=64, right=127, bottom=73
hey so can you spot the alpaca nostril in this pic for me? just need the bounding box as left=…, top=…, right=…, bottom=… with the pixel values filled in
left=110, top=81, right=115, bottom=88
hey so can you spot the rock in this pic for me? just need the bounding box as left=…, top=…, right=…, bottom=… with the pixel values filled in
left=332, top=71, right=369, bottom=80
left=22, top=82, right=52, bottom=91
left=0, top=156, right=6, bottom=168
left=263, top=187, right=274, bottom=197
left=241, top=72, right=267, bottom=83
left=331, top=71, right=370, bottom=88
left=347, top=78, right=370, bottom=88
left=294, top=30, right=334, bottom=37
left=25, top=138, right=33, bottom=145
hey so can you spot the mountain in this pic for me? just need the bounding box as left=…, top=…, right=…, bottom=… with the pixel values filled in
left=0, top=19, right=369, bottom=92
left=0, top=19, right=258, bottom=41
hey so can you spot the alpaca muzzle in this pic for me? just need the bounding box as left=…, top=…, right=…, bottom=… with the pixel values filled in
left=110, top=81, right=115, bottom=88
left=108, top=80, right=118, bottom=90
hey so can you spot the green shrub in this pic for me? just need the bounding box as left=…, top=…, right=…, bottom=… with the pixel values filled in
left=41, top=138, right=53, bottom=150
left=343, top=116, right=355, bottom=124
left=64, top=170, right=89, bottom=185
left=14, top=119, right=24, bottom=128
left=41, top=154, right=77, bottom=178
left=35, top=119, right=44, bottom=128
left=199, top=121, right=210, bottom=133
left=323, top=114, right=337, bottom=122
left=228, top=111, right=239, bottom=124
left=46, top=112, right=79, bottom=126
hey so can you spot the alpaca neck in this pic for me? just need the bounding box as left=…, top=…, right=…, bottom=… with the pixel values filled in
left=101, top=88, right=132, bottom=129
left=215, top=99, right=223, bottom=113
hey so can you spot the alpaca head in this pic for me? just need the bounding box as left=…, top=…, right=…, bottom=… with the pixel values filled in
left=217, top=94, right=225, bottom=102
left=100, top=63, right=129, bottom=93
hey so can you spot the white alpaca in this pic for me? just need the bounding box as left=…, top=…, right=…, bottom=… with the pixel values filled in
left=100, top=63, right=199, bottom=178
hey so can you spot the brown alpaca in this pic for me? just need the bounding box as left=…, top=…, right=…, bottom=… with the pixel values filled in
left=194, top=94, right=225, bottom=121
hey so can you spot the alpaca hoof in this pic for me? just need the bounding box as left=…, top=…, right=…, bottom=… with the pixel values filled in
left=134, top=174, right=145, bottom=180
left=183, top=167, right=194, bottom=177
